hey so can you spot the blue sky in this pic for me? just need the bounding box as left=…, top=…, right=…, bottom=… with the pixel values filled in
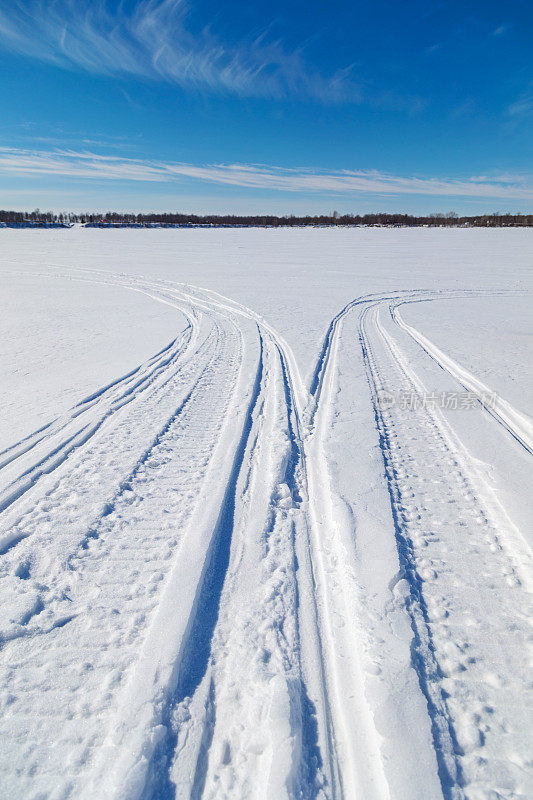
left=0, top=0, right=532, bottom=213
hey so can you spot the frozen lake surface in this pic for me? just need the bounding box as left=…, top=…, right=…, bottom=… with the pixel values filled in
left=0, top=227, right=531, bottom=800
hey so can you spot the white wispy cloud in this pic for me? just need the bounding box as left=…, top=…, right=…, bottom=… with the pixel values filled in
left=0, top=0, right=357, bottom=101
left=507, top=89, right=533, bottom=118
left=1, top=146, right=532, bottom=200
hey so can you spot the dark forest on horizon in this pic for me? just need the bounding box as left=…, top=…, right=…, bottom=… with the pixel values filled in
left=1, top=209, right=532, bottom=227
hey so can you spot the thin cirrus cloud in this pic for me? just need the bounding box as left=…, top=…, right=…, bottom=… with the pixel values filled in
left=508, top=90, right=533, bottom=118
left=0, top=146, right=532, bottom=200
left=0, top=0, right=358, bottom=101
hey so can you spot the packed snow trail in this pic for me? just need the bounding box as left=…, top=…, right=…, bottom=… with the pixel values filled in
left=0, top=294, right=245, bottom=799
left=358, top=297, right=532, bottom=800
left=0, top=270, right=531, bottom=800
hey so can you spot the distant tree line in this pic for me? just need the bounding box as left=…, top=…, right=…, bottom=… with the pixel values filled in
left=1, top=209, right=532, bottom=227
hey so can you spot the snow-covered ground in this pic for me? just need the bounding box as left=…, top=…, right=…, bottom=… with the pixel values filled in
left=0, top=272, right=186, bottom=450
left=401, top=294, right=532, bottom=416
left=0, top=228, right=531, bottom=800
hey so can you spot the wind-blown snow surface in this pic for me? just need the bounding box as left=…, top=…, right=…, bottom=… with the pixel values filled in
left=0, top=228, right=531, bottom=800
left=0, top=273, right=187, bottom=450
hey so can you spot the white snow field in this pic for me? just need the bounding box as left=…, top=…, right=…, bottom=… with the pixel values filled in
left=0, top=228, right=531, bottom=800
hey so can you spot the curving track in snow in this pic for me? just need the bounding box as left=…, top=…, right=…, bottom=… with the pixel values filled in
left=359, top=295, right=532, bottom=800
left=0, top=272, right=531, bottom=800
